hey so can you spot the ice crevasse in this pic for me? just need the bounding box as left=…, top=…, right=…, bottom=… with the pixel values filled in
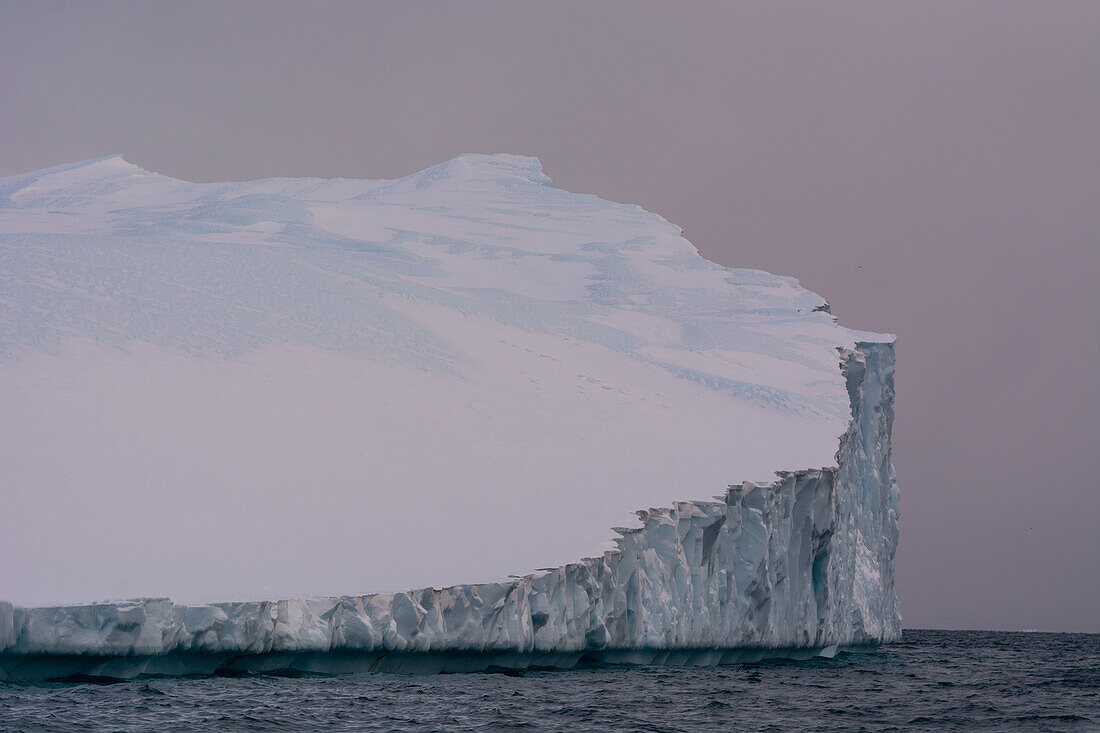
left=0, top=154, right=899, bottom=680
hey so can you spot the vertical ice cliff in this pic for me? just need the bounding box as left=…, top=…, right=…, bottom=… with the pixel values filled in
left=0, top=342, right=897, bottom=680
left=0, top=154, right=899, bottom=680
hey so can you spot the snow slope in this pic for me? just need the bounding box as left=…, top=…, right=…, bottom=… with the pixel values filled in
left=0, top=155, right=899, bottom=676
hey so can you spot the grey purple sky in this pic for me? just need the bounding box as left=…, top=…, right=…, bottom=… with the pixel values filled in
left=1, top=1, right=1097, bottom=632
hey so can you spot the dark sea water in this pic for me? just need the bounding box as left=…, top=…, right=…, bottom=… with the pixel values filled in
left=1, top=630, right=1097, bottom=732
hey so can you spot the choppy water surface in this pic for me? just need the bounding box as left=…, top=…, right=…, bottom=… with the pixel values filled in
left=1, top=630, right=1097, bottom=732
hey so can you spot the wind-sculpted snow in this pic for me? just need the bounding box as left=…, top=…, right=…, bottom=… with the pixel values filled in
left=0, top=154, right=899, bottom=679
left=1, top=154, right=856, bottom=404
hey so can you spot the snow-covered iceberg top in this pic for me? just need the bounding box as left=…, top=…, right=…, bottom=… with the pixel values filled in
left=0, top=155, right=897, bottom=644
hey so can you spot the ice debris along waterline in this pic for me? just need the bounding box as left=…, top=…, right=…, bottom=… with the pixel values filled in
left=0, top=154, right=899, bottom=680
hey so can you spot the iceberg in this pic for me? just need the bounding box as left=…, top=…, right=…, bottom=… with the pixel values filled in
left=0, top=154, right=899, bottom=681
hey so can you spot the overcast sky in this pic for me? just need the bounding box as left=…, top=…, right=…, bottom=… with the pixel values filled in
left=1, top=1, right=1097, bottom=632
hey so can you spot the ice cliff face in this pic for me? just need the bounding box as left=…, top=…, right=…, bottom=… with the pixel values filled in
left=0, top=154, right=899, bottom=680
left=0, top=341, right=898, bottom=680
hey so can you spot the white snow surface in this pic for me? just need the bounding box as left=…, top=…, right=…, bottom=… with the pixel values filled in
left=0, top=154, right=892, bottom=610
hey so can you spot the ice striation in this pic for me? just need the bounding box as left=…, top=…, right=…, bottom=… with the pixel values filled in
left=0, top=154, right=899, bottom=680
